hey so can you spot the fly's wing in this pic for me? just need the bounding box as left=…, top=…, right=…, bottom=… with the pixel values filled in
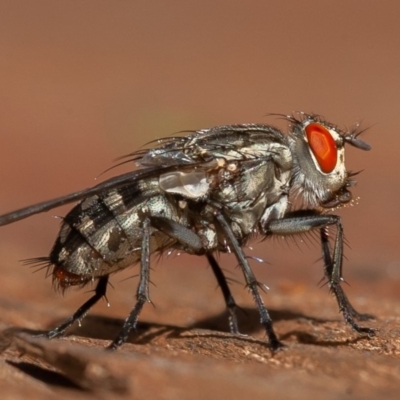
left=136, top=124, right=287, bottom=166
left=0, top=124, right=287, bottom=226
left=0, top=165, right=193, bottom=226
left=140, top=124, right=291, bottom=201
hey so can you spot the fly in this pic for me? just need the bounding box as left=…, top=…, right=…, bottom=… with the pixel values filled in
left=0, top=112, right=375, bottom=351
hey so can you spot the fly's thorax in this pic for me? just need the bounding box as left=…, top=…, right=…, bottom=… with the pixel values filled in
left=288, top=118, right=349, bottom=209
left=159, top=170, right=209, bottom=199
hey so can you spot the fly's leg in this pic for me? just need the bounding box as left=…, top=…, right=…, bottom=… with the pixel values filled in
left=322, top=222, right=374, bottom=334
left=46, top=275, right=109, bottom=339
left=149, top=216, right=204, bottom=253
left=320, top=228, right=374, bottom=321
left=150, top=216, right=241, bottom=331
left=151, top=217, right=242, bottom=332
left=266, top=213, right=375, bottom=336
left=214, top=209, right=283, bottom=351
left=152, top=216, right=241, bottom=334
left=108, top=216, right=207, bottom=349
left=206, top=253, right=240, bottom=334
left=108, top=217, right=152, bottom=350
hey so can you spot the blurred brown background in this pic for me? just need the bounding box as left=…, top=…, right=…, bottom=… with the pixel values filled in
left=0, top=1, right=400, bottom=398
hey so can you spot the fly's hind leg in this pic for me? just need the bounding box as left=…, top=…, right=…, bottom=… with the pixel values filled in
left=46, top=275, right=109, bottom=339
left=109, top=215, right=206, bottom=349
left=108, top=217, right=152, bottom=349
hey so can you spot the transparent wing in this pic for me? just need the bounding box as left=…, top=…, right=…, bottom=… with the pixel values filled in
left=0, top=124, right=286, bottom=226
left=0, top=165, right=186, bottom=226
left=120, top=124, right=286, bottom=167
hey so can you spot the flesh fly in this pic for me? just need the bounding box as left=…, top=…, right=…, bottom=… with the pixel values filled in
left=0, top=112, right=374, bottom=350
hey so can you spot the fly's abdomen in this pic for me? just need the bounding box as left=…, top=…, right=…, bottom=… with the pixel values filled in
left=50, top=179, right=186, bottom=290
left=50, top=197, right=141, bottom=289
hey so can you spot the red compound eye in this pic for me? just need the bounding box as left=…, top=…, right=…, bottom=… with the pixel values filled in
left=305, top=123, right=337, bottom=173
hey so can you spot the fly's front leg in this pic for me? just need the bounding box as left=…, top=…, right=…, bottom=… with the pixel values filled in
left=207, top=253, right=240, bottom=334
left=108, top=217, right=152, bottom=350
left=266, top=213, right=374, bottom=336
left=322, top=223, right=374, bottom=334
left=320, top=228, right=374, bottom=321
left=214, top=209, right=283, bottom=351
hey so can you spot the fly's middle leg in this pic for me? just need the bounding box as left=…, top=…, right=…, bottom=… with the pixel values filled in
left=214, top=209, right=283, bottom=351
left=207, top=253, right=240, bottom=334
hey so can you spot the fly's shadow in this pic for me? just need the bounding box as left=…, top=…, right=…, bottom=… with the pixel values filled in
left=37, top=306, right=343, bottom=346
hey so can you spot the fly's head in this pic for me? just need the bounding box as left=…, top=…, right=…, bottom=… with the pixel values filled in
left=287, top=113, right=371, bottom=210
